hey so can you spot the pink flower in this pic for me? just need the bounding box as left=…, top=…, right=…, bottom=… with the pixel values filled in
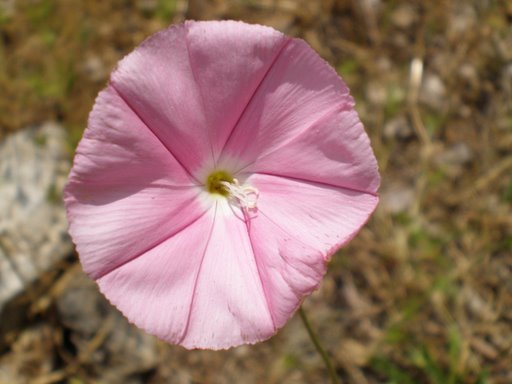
left=64, top=20, right=380, bottom=350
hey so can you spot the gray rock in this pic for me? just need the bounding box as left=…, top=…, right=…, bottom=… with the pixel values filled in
left=420, top=73, right=446, bottom=111
left=383, top=116, right=413, bottom=140
left=0, top=0, right=15, bottom=17
left=381, top=183, right=415, bottom=214
left=0, top=323, right=55, bottom=381
left=365, top=83, right=387, bottom=106
left=448, top=3, right=476, bottom=38
left=136, top=0, right=158, bottom=12
left=81, top=55, right=108, bottom=83
left=0, top=122, right=72, bottom=313
left=432, top=142, right=473, bottom=178
left=436, top=142, right=473, bottom=167
left=56, top=272, right=159, bottom=382
left=502, top=63, right=512, bottom=96
left=391, top=4, right=417, bottom=29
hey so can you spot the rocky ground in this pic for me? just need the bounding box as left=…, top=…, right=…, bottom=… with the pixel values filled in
left=0, top=0, right=511, bottom=383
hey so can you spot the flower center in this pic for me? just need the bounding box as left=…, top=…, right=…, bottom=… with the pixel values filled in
left=206, top=170, right=234, bottom=196
left=206, top=170, right=259, bottom=209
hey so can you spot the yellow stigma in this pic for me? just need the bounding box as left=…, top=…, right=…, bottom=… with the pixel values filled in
left=205, top=170, right=259, bottom=210
left=206, top=170, right=234, bottom=196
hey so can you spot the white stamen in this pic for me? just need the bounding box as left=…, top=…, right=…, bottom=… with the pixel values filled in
left=220, top=178, right=259, bottom=209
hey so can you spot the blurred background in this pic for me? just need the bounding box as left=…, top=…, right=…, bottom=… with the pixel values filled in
left=0, top=0, right=511, bottom=383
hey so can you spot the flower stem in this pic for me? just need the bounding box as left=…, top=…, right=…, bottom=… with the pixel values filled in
left=299, top=306, right=339, bottom=384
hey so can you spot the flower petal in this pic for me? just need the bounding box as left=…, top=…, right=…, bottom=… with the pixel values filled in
left=219, top=38, right=379, bottom=192
left=110, top=23, right=211, bottom=178
left=230, top=173, right=378, bottom=328
left=243, top=107, right=380, bottom=193
left=64, top=86, right=209, bottom=279
left=97, top=201, right=275, bottom=350
left=66, top=21, right=382, bottom=351
left=179, top=201, right=275, bottom=349
left=247, top=172, right=379, bottom=262
left=219, top=38, right=348, bottom=163
left=96, top=208, right=216, bottom=346
left=185, top=20, right=288, bottom=161
left=245, top=211, right=328, bottom=329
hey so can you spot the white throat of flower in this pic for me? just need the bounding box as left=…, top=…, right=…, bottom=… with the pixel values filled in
left=219, top=178, right=259, bottom=210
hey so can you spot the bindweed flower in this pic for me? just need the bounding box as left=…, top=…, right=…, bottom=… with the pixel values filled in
left=64, top=20, right=380, bottom=350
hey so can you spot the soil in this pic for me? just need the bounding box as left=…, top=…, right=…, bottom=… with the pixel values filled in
left=0, top=0, right=511, bottom=383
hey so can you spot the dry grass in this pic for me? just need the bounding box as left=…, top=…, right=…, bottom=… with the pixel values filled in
left=1, top=0, right=511, bottom=383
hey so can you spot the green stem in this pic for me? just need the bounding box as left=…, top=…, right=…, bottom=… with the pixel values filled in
left=299, top=306, right=339, bottom=384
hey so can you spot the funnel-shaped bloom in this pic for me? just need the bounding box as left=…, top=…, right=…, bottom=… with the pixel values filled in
left=64, top=20, right=380, bottom=350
